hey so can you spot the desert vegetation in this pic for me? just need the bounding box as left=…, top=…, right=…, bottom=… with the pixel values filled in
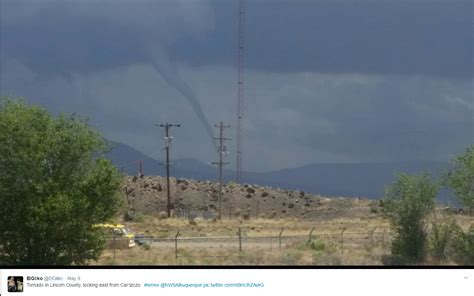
left=1, top=99, right=472, bottom=266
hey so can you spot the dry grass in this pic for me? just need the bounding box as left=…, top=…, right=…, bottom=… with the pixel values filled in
left=92, top=216, right=395, bottom=265
left=125, top=215, right=391, bottom=238
left=93, top=242, right=386, bottom=266
left=93, top=201, right=472, bottom=266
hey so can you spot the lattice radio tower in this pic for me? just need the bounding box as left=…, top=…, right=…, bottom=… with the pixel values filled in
left=236, top=0, right=245, bottom=183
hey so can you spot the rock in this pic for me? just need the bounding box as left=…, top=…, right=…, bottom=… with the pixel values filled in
left=181, top=185, right=187, bottom=191
left=300, top=191, right=305, bottom=197
left=288, top=203, right=295, bottom=209
left=246, top=193, right=253, bottom=198
left=246, top=187, right=256, bottom=194
left=261, top=191, right=269, bottom=197
left=158, top=211, right=168, bottom=219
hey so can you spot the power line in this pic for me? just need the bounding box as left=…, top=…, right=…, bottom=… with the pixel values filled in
left=157, top=123, right=181, bottom=218
left=211, top=121, right=231, bottom=220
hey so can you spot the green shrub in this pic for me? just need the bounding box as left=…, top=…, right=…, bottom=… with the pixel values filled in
left=0, top=99, right=122, bottom=265
left=443, top=145, right=474, bottom=214
left=309, top=238, right=326, bottom=251
left=429, top=218, right=457, bottom=261
left=382, top=173, right=437, bottom=263
left=133, top=213, right=146, bottom=223
left=451, top=225, right=474, bottom=265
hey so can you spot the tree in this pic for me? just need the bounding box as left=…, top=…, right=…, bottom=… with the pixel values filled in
left=451, top=224, right=474, bottom=265
left=444, top=145, right=474, bottom=214
left=382, top=173, right=437, bottom=263
left=0, top=98, right=122, bottom=265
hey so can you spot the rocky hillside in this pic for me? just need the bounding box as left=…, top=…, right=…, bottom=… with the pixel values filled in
left=121, top=175, right=377, bottom=221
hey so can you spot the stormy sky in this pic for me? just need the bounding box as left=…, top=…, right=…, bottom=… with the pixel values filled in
left=1, top=0, right=472, bottom=172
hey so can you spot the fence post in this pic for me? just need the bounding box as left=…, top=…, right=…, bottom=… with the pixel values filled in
left=238, top=227, right=242, bottom=252
left=147, top=237, right=151, bottom=261
left=256, top=200, right=259, bottom=219
left=340, top=227, right=347, bottom=255
left=175, top=230, right=180, bottom=261
left=382, top=228, right=387, bottom=249
left=113, top=231, right=116, bottom=261
left=308, top=225, right=316, bottom=243
left=279, top=228, right=284, bottom=250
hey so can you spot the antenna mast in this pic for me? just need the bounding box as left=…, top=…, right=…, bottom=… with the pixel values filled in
left=236, top=0, right=245, bottom=183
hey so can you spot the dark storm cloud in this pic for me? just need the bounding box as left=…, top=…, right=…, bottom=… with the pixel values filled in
left=176, top=0, right=473, bottom=79
left=0, top=0, right=472, bottom=171
left=1, top=0, right=214, bottom=77
left=2, top=0, right=472, bottom=79
left=272, top=75, right=473, bottom=161
left=1, top=0, right=217, bottom=143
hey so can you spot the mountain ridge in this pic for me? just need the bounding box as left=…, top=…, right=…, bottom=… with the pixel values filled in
left=106, top=141, right=452, bottom=200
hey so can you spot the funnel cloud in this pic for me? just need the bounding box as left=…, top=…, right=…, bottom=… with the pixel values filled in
left=148, top=46, right=216, bottom=146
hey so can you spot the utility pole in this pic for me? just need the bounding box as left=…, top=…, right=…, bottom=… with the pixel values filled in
left=236, top=0, right=245, bottom=183
left=133, top=160, right=144, bottom=177
left=158, top=123, right=181, bottom=218
left=211, top=121, right=231, bottom=220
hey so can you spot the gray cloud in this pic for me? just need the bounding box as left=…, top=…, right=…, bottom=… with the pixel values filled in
left=1, top=0, right=217, bottom=145
left=2, top=0, right=471, bottom=79
left=3, top=58, right=471, bottom=171
left=177, top=0, right=473, bottom=79
left=2, top=0, right=214, bottom=76
left=1, top=0, right=472, bottom=172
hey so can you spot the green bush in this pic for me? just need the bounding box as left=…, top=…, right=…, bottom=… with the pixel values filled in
left=133, top=213, right=146, bottom=223
left=429, top=218, right=457, bottom=261
left=309, top=238, right=326, bottom=251
left=382, top=173, right=437, bottom=263
left=0, top=98, right=122, bottom=265
left=443, top=145, right=474, bottom=214
left=451, top=225, right=474, bottom=265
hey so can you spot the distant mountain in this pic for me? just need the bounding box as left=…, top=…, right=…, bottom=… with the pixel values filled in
left=245, top=162, right=452, bottom=200
left=106, top=141, right=216, bottom=178
left=106, top=141, right=452, bottom=201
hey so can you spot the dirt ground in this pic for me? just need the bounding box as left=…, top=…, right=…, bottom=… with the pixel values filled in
left=93, top=176, right=472, bottom=265
left=121, top=175, right=377, bottom=221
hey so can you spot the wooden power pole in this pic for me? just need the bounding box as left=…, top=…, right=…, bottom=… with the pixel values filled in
left=158, top=123, right=181, bottom=218
left=211, top=121, right=231, bottom=220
